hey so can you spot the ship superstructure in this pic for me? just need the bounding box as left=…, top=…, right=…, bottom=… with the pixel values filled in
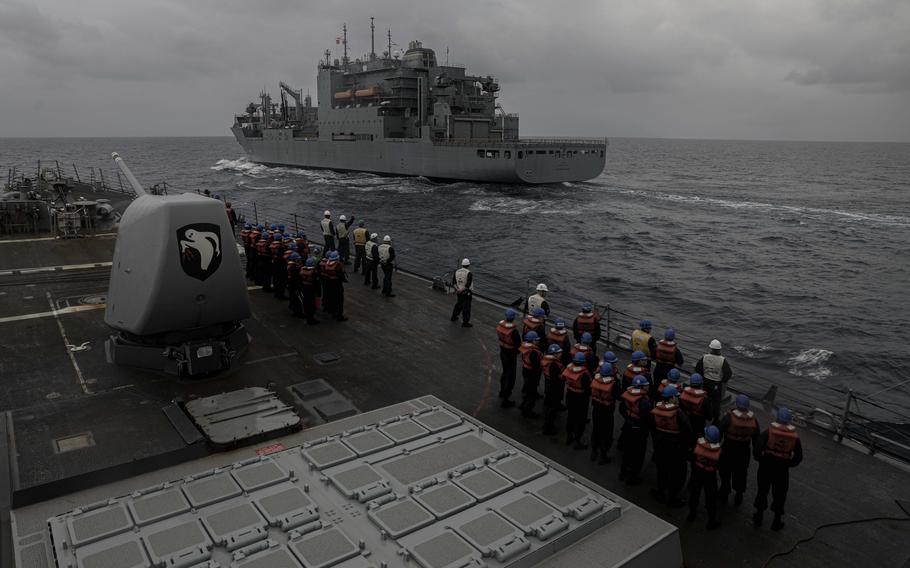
left=232, top=23, right=606, bottom=183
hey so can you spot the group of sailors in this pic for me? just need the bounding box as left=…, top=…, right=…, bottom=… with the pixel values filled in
left=238, top=211, right=398, bottom=323
left=495, top=286, right=803, bottom=532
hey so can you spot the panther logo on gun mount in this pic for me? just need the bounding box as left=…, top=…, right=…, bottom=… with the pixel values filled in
left=177, top=223, right=222, bottom=281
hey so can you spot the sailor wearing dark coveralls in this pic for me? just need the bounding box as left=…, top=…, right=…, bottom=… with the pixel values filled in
left=541, top=344, right=566, bottom=435
left=718, top=394, right=760, bottom=506
left=590, top=361, right=622, bottom=464
left=753, top=407, right=803, bottom=531
left=495, top=308, right=521, bottom=408
left=619, top=375, right=652, bottom=485
left=563, top=352, right=593, bottom=450
left=649, top=385, right=692, bottom=507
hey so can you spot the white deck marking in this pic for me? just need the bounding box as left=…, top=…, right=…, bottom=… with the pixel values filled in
left=0, top=304, right=104, bottom=324
left=0, top=233, right=117, bottom=244
left=45, top=292, right=91, bottom=394
left=0, top=261, right=112, bottom=276
left=244, top=352, right=297, bottom=365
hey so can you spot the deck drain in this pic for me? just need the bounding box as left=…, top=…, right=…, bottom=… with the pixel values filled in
left=53, top=432, right=95, bottom=454
left=313, top=352, right=341, bottom=365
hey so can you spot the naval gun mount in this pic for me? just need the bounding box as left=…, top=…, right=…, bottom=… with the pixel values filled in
left=104, top=153, right=251, bottom=377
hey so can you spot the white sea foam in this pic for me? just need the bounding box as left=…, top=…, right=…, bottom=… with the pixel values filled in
left=469, top=197, right=584, bottom=216
left=597, top=184, right=910, bottom=227
left=732, top=343, right=772, bottom=359
left=784, top=348, right=834, bottom=381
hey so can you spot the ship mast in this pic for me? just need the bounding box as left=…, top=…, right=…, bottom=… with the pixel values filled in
left=342, top=23, right=349, bottom=64
left=370, top=17, right=376, bottom=61
left=387, top=28, right=392, bottom=59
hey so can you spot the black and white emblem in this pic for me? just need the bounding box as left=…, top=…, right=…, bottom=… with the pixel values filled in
left=177, top=223, right=222, bottom=281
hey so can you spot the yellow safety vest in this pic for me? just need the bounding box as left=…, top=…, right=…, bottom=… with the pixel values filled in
left=631, top=329, right=652, bottom=355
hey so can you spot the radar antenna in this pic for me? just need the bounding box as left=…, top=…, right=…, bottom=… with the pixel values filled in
left=370, top=17, right=376, bottom=61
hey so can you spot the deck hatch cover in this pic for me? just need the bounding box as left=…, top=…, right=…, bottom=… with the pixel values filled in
left=234, top=546, right=303, bottom=568
left=490, top=455, right=546, bottom=485
left=254, top=486, right=318, bottom=526
left=380, top=435, right=497, bottom=485
left=78, top=539, right=147, bottom=568
left=142, top=519, right=211, bottom=564
left=378, top=419, right=428, bottom=443
left=128, top=487, right=190, bottom=526
left=409, top=530, right=481, bottom=568
left=202, top=502, right=266, bottom=542
left=453, top=468, right=512, bottom=501
left=497, top=495, right=568, bottom=540
left=302, top=440, right=356, bottom=469
left=367, top=497, right=434, bottom=538
left=412, top=409, right=460, bottom=432
left=536, top=479, right=605, bottom=520
left=183, top=472, right=242, bottom=508
left=456, top=512, right=530, bottom=561
left=413, top=483, right=475, bottom=518
left=67, top=503, right=132, bottom=547
left=289, top=527, right=360, bottom=568
left=342, top=429, right=394, bottom=456
left=232, top=459, right=288, bottom=491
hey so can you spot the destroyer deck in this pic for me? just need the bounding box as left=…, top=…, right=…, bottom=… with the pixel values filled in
left=0, top=237, right=907, bottom=567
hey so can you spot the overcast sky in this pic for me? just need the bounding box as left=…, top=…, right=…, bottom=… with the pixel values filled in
left=1, top=0, right=908, bottom=141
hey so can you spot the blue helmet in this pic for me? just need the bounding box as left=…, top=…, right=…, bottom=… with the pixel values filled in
left=244, top=223, right=252, bottom=229
left=668, top=368, right=681, bottom=382
left=532, top=307, right=546, bottom=318
left=297, top=231, right=306, bottom=238
left=632, top=374, right=649, bottom=387
left=689, top=373, right=704, bottom=386
left=599, top=362, right=613, bottom=375
left=735, top=394, right=750, bottom=410
left=573, top=352, right=587, bottom=364
left=664, top=328, right=675, bottom=341
left=524, top=331, right=539, bottom=342
left=581, top=301, right=593, bottom=313
left=555, top=319, right=566, bottom=329
left=640, top=319, right=652, bottom=330
left=278, top=224, right=285, bottom=231
left=548, top=344, right=562, bottom=354
left=504, top=308, right=516, bottom=321
left=311, top=245, right=322, bottom=254
left=602, top=351, right=619, bottom=364
left=282, top=233, right=290, bottom=239
left=662, top=385, right=679, bottom=399
left=705, top=425, right=721, bottom=443
left=581, top=332, right=592, bottom=344
left=257, top=224, right=264, bottom=231
left=631, top=351, right=646, bottom=363
left=305, top=257, right=315, bottom=267
left=288, top=242, right=298, bottom=250
left=328, top=251, right=340, bottom=261
left=270, top=224, right=277, bottom=230
left=288, top=252, right=301, bottom=261
left=777, top=407, right=793, bottom=424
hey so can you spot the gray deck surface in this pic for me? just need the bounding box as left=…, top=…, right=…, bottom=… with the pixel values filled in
left=1, top=236, right=908, bottom=568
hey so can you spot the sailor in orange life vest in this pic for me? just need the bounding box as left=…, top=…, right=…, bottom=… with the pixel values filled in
left=246, top=225, right=262, bottom=281
left=286, top=252, right=303, bottom=318
left=256, top=233, right=274, bottom=291
left=546, top=319, right=572, bottom=366
left=656, top=368, right=682, bottom=399
left=688, top=425, right=723, bottom=530
left=519, top=331, right=544, bottom=419
left=495, top=308, right=522, bottom=409
left=542, top=344, right=567, bottom=436
left=298, top=257, right=321, bottom=325
left=569, top=332, right=599, bottom=374
left=680, top=373, right=709, bottom=445
left=522, top=307, right=548, bottom=351
left=572, top=302, right=601, bottom=352
left=753, top=407, right=802, bottom=531
left=271, top=234, right=290, bottom=299
left=631, top=319, right=657, bottom=367
left=622, top=351, right=652, bottom=392
left=590, top=359, right=623, bottom=464
left=718, top=394, right=760, bottom=506
left=600, top=350, right=620, bottom=378
left=240, top=223, right=253, bottom=277
left=649, top=385, right=693, bottom=507
left=618, top=375, right=653, bottom=485
left=562, top=351, right=593, bottom=449
left=653, top=328, right=684, bottom=385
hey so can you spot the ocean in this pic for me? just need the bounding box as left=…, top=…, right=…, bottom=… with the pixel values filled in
left=3, top=137, right=909, bottom=418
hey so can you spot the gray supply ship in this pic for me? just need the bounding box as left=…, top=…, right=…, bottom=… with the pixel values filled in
left=232, top=24, right=607, bottom=183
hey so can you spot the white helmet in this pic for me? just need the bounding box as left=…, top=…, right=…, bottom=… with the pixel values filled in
left=370, top=232, right=378, bottom=240
left=339, top=214, right=347, bottom=221
left=383, top=235, right=391, bottom=242
left=536, top=283, right=549, bottom=292
left=709, top=339, right=722, bottom=350
left=461, top=258, right=470, bottom=267
left=324, top=210, right=331, bottom=216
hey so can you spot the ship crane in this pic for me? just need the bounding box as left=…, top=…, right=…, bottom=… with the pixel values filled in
left=279, top=81, right=304, bottom=123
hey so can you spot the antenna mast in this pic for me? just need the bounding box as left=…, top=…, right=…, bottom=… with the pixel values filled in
left=387, top=28, right=392, bottom=59
left=342, top=23, right=348, bottom=63
left=370, top=17, right=376, bottom=60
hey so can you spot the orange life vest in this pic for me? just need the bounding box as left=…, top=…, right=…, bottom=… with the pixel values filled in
left=623, top=364, right=650, bottom=388
left=522, top=316, right=543, bottom=336
left=519, top=342, right=542, bottom=370
left=299, top=266, right=317, bottom=285
left=562, top=365, right=590, bottom=395
left=256, top=239, right=270, bottom=257
left=764, top=422, right=799, bottom=459
left=569, top=343, right=592, bottom=361
left=322, top=260, right=342, bottom=281
left=286, top=261, right=300, bottom=279
left=657, top=379, right=679, bottom=398
left=651, top=402, right=681, bottom=434
left=249, top=230, right=261, bottom=244
left=655, top=339, right=678, bottom=364
left=680, top=387, right=706, bottom=416
left=725, top=409, right=758, bottom=442
left=283, top=249, right=294, bottom=261
left=621, top=388, right=646, bottom=420
left=547, top=328, right=570, bottom=349
left=239, top=229, right=251, bottom=245
left=694, top=438, right=721, bottom=472
left=542, top=354, right=564, bottom=381
left=496, top=321, right=519, bottom=350
left=575, top=312, right=599, bottom=333
left=269, top=240, right=283, bottom=258
left=591, top=375, right=617, bottom=406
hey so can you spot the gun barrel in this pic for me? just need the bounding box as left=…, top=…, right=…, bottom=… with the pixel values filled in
left=111, top=152, right=147, bottom=196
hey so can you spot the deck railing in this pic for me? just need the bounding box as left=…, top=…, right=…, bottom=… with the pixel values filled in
left=432, top=137, right=608, bottom=148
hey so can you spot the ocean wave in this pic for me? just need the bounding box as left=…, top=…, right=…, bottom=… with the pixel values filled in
left=784, top=347, right=833, bottom=381
left=732, top=343, right=772, bottom=359
left=596, top=183, right=910, bottom=227
left=468, top=197, right=583, bottom=216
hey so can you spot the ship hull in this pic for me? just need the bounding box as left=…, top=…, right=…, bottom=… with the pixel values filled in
left=232, top=126, right=605, bottom=184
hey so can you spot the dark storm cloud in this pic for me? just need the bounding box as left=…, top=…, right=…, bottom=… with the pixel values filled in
left=0, top=0, right=908, bottom=140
